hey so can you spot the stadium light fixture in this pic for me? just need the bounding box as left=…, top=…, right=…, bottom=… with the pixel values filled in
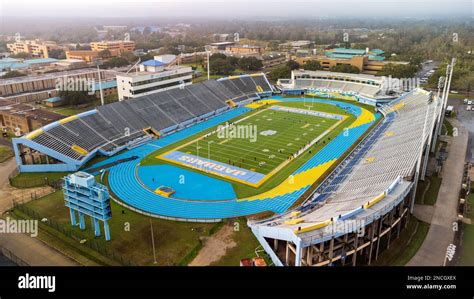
left=93, top=59, right=105, bottom=106
left=205, top=45, right=211, bottom=80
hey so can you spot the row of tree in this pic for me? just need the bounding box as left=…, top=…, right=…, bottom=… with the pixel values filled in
left=208, top=53, right=263, bottom=75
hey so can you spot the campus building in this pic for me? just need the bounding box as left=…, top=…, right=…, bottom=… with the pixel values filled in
left=0, top=99, right=63, bottom=134
left=0, top=68, right=115, bottom=103
left=225, top=45, right=264, bottom=56
left=90, top=40, right=136, bottom=57
left=294, top=48, right=407, bottom=75
left=65, top=50, right=100, bottom=63
left=6, top=39, right=62, bottom=58
left=116, top=59, right=193, bottom=100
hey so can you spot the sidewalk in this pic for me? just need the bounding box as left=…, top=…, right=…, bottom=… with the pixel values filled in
left=0, top=158, right=79, bottom=266
left=407, top=119, right=468, bottom=266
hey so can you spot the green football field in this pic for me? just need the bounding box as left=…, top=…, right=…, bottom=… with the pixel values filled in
left=142, top=100, right=357, bottom=197
left=166, top=106, right=340, bottom=175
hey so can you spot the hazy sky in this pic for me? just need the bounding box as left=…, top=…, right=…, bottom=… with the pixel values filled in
left=0, top=0, right=472, bottom=19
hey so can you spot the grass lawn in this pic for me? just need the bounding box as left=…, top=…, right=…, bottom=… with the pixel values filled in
left=458, top=224, right=474, bottom=266
left=0, top=145, right=13, bottom=163
left=415, top=176, right=442, bottom=205
left=441, top=119, right=454, bottom=136
left=19, top=190, right=220, bottom=266
left=210, top=218, right=271, bottom=266
left=192, top=75, right=222, bottom=83
left=466, top=193, right=474, bottom=220
left=140, top=100, right=355, bottom=198
left=373, top=217, right=429, bottom=266
left=44, top=106, right=92, bottom=116
left=9, top=172, right=70, bottom=188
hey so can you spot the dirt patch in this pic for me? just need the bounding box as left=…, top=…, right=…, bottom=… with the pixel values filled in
left=189, top=223, right=236, bottom=266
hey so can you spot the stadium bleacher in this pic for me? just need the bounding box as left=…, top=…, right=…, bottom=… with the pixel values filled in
left=252, top=89, right=435, bottom=239
left=18, top=74, right=273, bottom=163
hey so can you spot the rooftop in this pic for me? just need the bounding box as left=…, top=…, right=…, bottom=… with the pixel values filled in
left=141, top=59, right=166, bottom=67
left=92, top=80, right=117, bottom=91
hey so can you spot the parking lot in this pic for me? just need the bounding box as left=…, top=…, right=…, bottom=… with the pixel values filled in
left=448, top=95, right=474, bottom=162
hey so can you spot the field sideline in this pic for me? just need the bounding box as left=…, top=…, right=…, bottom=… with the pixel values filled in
left=141, top=100, right=356, bottom=197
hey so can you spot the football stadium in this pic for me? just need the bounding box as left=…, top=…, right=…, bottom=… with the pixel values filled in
left=11, top=70, right=442, bottom=266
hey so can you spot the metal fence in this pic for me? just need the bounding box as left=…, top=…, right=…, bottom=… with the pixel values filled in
left=9, top=175, right=63, bottom=189
left=13, top=203, right=134, bottom=266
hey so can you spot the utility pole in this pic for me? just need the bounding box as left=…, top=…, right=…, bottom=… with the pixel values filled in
left=150, top=220, right=157, bottom=264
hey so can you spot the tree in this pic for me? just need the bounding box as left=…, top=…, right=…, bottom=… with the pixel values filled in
left=267, top=41, right=280, bottom=51
left=286, top=60, right=300, bottom=70
left=97, top=49, right=111, bottom=59
left=120, top=51, right=138, bottom=63
left=238, top=57, right=263, bottom=71
left=58, top=90, right=93, bottom=106
left=330, top=64, right=360, bottom=74
left=75, top=43, right=91, bottom=50
left=211, top=53, right=227, bottom=60
left=1, top=70, right=26, bottom=79
left=227, top=56, right=240, bottom=68
left=102, top=57, right=130, bottom=69
left=209, top=58, right=235, bottom=75
left=268, top=65, right=292, bottom=82
left=302, top=60, right=322, bottom=71
left=9, top=52, right=31, bottom=59
left=378, top=63, right=418, bottom=78
left=48, top=49, right=66, bottom=59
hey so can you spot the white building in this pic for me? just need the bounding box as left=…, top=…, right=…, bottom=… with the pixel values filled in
left=116, top=59, right=193, bottom=100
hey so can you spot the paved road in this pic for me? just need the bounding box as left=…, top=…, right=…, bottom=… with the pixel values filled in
left=0, top=158, right=79, bottom=266
left=408, top=118, right=468, bottom=266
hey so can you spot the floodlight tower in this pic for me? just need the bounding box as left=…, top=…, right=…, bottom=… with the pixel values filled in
left=438, top=58, right=456, bottom=135
left=205, top=45, right=211, bottom=80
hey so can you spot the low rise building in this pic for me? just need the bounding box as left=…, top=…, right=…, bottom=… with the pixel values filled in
left=0, top=68, right=115, bottom=103
left=294, top=47, right=408, bottom=75
left=6, top=39, right=62, bottom=58
left=225, top=45, right=263, bottom=56
left=0, top=99, right=63, bottom=134
left=116, top=60, right=193, bottom=100
left=90, top=40, right=136, bottom=57
left=65, top=50, right=100, bottom=62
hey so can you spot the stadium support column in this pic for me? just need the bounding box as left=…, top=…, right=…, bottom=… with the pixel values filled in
left=78, top=212, right=86, bottom=230
left=104, top=221, right=111, bottom=241
left=352, top=234, right=359, bottom=266
left=69, top=209, right=77, bottom=226
left=93, top=218, right=101, bottom=237
left=295, top=242, right=302, bottom=266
